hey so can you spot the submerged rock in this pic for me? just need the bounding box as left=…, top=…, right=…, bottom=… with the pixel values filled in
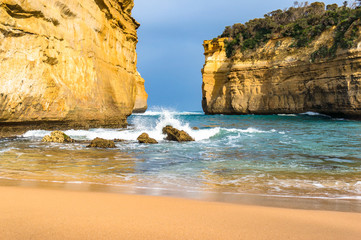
left=87, top=138, right=116, bottom=148
left=192, top=127, right=200, bottom=130
left=74, top=140, right=92, bottom=144
left=42, top=131, right=74, bottom=143
left=137, top=133, right=158, bottom=144
left=162, top=126, right=195, bottom=142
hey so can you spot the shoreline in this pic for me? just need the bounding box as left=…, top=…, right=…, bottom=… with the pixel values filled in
left=0, top=111, right=359, bottom=138
left=1, top=178, right=360, bottom=213
left=1, top=185, right=361, bottom=240
left=0, top=120, right=129, bottom=139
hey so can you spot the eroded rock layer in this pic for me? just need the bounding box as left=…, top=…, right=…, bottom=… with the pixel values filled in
left=133, top=72, right=148, bottom=113
left=202, top=30, right=361, bottom=118
left=0, top=0, right=147, bottom=134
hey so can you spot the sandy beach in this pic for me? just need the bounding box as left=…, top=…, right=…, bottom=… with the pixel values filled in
left=0, top=186, right=360, bottom=240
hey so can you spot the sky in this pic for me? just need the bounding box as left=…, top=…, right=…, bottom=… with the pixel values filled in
left=133, top=0, right=345, bottom=111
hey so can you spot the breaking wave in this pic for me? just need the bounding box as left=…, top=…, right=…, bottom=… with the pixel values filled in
left=23, top=110, right=219, bottom=142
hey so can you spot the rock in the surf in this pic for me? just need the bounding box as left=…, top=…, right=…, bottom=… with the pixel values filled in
left=42, top=131, right=74, bottom=143
left=137, top=133, right=158, bottom=144
left=162, top=126, right=195, bottom=142
left=87, top=138, right=116, bottom=148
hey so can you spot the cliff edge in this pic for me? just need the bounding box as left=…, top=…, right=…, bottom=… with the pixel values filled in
left=0, top=0, right=147, bottom=136
left=202, top=2, right=361, bottom=118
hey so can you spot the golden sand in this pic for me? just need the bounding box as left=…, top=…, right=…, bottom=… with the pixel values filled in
left=0, top=186, right=360, bottom=240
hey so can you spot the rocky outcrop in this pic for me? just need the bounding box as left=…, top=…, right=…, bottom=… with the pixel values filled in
left=87, top=138, right=116, bottom=148
left=202, top=29, right=361, bottom=118
left=42, top=131, right=74, bottom=143
left=162, top=125, right=194, bottom=142
left=133, top=72, right=148, bottom=113
left=0, top=0, right=147, bottom=134
left=137, top=133, right=158, bottom=144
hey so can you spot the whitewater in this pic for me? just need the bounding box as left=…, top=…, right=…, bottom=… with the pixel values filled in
left=1, top=108, right=361, bottom=206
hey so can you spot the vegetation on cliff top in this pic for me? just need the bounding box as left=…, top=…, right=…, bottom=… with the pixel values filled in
left=220, top=1, right=361, bottom=60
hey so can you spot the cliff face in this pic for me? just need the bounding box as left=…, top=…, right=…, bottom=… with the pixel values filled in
left=202, top=29, right=361, bottom=118
left=0, top=0, right=147, bottom=133
left=133, top=72, right=148, bottom=113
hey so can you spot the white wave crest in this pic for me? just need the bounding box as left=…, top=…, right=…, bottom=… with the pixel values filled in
left=0, top=147, right=15, bottom=153
left=22, top=110, right=217, bottom=142
left=23, top=130, right=51, bottom=138
left=133, top=111, right=203, bottom=116
left=226, top=127, right=273, bottom=134
left=131, top=110, right=218, bottom=141
left=278, top=114, right=297, bottom=117
left=300, top=112, right=330, bottom=117
left=301, top=111, right=321, bottom=116
left=132, top=106, right=203, bottom=116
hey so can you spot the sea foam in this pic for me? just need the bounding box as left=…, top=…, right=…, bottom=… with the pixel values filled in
left=130, top=110, right=219, bottom=141
left=22, top=110, right=219, bottom=142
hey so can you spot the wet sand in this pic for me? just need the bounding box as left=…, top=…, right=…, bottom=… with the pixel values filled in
left=0, top=186, right=361, bottom=240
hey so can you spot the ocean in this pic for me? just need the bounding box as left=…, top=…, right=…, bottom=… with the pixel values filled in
left=1, top=109, right=361, bottom=210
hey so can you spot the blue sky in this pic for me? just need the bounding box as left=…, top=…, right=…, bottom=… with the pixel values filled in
left=133, top=0, right=345, bottom=111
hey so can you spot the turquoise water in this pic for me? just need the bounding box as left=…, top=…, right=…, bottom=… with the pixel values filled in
left=1, top=110, right=361, bottom=201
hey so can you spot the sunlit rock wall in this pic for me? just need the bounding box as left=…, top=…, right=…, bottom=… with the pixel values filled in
left=0, top=0, right=147, bottom=132
left=202, top=30, right=361, bottom=118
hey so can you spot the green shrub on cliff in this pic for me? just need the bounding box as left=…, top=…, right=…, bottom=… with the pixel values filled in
left=221, top=1, right=361, bottom=58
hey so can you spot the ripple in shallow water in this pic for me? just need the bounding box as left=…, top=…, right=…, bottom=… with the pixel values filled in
left=1, top=110, right=361, bottom=200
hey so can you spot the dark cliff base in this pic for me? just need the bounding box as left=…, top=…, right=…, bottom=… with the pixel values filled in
left=0, top=120, right=128, bottom=138
left=132, top=107, right=148, bottom=114
left=203, top=111, right=361, bottom=120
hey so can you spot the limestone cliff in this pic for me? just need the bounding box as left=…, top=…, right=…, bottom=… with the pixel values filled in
left=133, top=71, right=148, bottom=113
left=202, top=29, right=361, bottom=118
left=0, top=0, right=147, bottom=135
